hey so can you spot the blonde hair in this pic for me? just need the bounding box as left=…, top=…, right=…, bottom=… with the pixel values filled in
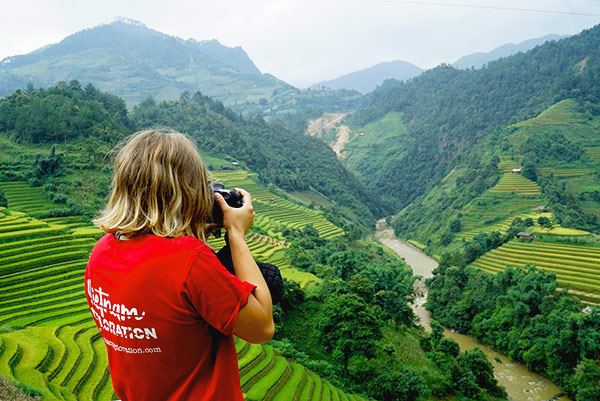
left=94, top=129, right=213, bottom=242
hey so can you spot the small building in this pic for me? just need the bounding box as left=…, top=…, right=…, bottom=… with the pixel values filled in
left=269, top=198, right=275, bottom=204
left=537, top=206, right=549, bottom=213
left=220, top=165, right=232, bottom=170
left=231, top=162, right=239, bottom=167
left=512, top=168, right=522, bottom=174
left=516, top=232, right=535, bottom=241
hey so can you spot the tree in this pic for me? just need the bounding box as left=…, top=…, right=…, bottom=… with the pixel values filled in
left=537, top=216, right=551, bottom=228
left=32, top=146, right=64, bottom=179
left=522, top=163, right=537, bottom=182
left=574, top=359, right=600, bottom=401
left=369, top=367, right=427, bottom=401
left=449, top=219, right=461, bottom=232
left=0, top=188, right=7, bottom=208
left=458, top=348, right=505, bottom=398
left=318, top=293, right=383, bottom=370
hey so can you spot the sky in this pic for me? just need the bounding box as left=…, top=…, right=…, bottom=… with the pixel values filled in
left=1, top=0, right=600, bottom=87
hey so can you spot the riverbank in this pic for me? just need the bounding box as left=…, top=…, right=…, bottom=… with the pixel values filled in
left=375, top=218, right=571, bottom=401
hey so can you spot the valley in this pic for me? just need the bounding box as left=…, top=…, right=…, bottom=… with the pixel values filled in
left=1, top=19, right=600, bottom=401
left=376, top=219, right=571, bottom=401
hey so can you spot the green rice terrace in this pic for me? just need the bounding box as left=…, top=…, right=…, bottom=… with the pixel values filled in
left=0, top=177, right=364, bottom=401
left=584, top=147, right=600, bottom=163
left=489, top=173, right=540, bottom=195
left=470, top=240, right=600, bottom=304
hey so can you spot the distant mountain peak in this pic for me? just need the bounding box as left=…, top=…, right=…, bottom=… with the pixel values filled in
left=112, top=17, right=147, bottom=28
left=452, top=34, right=568, bottom=70
left=310, top=60, right=423, bottom=94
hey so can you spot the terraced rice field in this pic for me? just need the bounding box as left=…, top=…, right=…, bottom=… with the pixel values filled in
left=460, top=212, right=550, bottom=241
left=497, top=160, right=521, bottom=173
left=0, top=180, right=358, bottom=400
left=584, top=147, right=600, bottom=163
left=537, top=168, right=594, bottom=177
left=513, top=99, right=587, bottom=127
left=489, top=173, right=540, bottom=195
left=212, top=170, right=344, bottom=239
left=0, top=328, right=366, bottom=401
left=0, top=182, right=56, bottom=217
left=471, top=240, right=600, bottom=294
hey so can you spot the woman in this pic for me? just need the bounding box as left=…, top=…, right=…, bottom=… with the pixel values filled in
left=85, top=129, right=274, bottom=401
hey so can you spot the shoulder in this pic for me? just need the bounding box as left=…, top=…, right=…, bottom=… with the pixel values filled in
left=169, top=235, right=213, bottom=254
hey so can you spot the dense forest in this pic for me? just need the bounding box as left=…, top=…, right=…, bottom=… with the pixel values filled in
left=426, top=260, right=600, bottom=400
left=348, top=24, right=600, bottom=212
left=276, top=226, right=506, bottom=401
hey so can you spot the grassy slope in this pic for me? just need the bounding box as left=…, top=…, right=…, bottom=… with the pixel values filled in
left=342, top=111, right=409, bottom=176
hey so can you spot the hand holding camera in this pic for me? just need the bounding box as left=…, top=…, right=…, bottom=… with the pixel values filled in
left=211, top=182, right=283, bottom=303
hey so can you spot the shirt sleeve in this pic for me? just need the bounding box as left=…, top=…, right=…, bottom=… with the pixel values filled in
left=183, top=246, right=256, bottom=335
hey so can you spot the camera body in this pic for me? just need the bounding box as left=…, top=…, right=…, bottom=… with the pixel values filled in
left=211, top=182, right=243, bottom=224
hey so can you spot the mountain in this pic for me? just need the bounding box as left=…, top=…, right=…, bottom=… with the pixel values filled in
left=345, top=24, right=600, bottom=213
left=0, top=18, right=293, bottom=105
left=309, top=60, right=423, bottom=94
left=452, top=34, right=567, bottom=69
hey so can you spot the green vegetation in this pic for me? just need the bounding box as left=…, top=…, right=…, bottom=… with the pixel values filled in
left=347, top=25, right=600, bottom=212
left=426, top=262, right=600, bottom=399
left=342, top=112, right=409, bottom=185
left=391, top=93, right=600, bottom=255
left=391, top=157, right=502, bottom=251
left=276, top=227, right=506, bottom=401
left=131, top=92, right=384, bottom=230
left=470, top=240, right=600, bottom=293
left=489, top=174, right=540, bottom=195
left=0, top=81, right=383, bottom=231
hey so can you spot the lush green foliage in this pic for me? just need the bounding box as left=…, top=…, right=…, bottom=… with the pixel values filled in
left=276, top=226, right=506, bottom=400
left=0, top=82, right=384, bottom=229
left=391, top=155, right=502, bottom=250
left=348, top=25, right=600, bottom=211
left=420, top=321, right=506, bottom=400
left=0, top=81, right=129, bottom=143
left=427, top=262, right=600, bottom=398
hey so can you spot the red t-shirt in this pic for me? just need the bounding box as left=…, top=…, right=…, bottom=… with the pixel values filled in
left=85, top=234, right=256, bottom=401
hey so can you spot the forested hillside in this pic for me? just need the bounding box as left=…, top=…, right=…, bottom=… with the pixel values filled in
left=391, top=98, right=600, bottom=252
left=348, top=24, right=600, bottom=212
left=0, top=19, right=288, bottom=106
left=0, top=82, right=383, bottom=230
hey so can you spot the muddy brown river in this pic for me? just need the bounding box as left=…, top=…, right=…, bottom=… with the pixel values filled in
left=375, top=219, right=571, bottom=401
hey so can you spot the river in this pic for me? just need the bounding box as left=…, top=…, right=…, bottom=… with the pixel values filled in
left=375, top=219, right=571, bottom=401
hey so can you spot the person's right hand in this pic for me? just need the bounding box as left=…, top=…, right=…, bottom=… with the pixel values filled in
left=214, top=188, right=255, bottom=237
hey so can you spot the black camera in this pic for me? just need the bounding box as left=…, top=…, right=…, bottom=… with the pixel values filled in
left=209, top=182, right=283, bottom=303
left=211, top=182, right=243, bottom=224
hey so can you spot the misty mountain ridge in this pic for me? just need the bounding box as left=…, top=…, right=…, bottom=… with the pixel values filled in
left=0, top=18, right=291, bottom=105
left=309, top=60, right=423, bottom=93
left=452, top=34, right=568, bottom=70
